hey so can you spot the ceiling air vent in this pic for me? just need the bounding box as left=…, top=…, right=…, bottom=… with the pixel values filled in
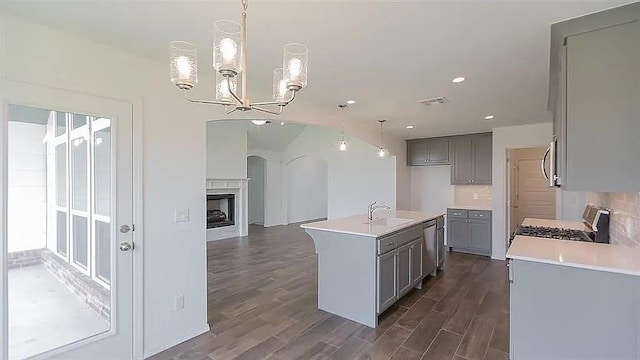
left=418, top=96, right=449, bottom=106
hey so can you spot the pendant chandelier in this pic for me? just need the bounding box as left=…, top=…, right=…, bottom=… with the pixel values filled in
left=169, top=0, right=309, bottom=115
left=378, top=120, right=388, bottom=158
left=338, top=104, right=348, bottom=151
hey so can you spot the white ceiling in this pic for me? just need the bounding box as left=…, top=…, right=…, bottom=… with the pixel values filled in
left=1, top=0, right=629, bottom=139
left=246, top=121, right=307, bottom=151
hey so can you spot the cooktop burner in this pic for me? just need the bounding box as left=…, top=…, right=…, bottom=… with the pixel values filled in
left=514, top=226, right=593, bottom=242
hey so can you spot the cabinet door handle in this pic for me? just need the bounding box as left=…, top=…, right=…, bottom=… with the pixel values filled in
left=387, top=242, right=393, bottom=246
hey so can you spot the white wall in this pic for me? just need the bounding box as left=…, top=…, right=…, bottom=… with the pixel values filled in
left=1, top=13, right=212, bottom=356
left=206, top=121, right=247, bottom=179
left=247, top=156, right=265, bottom=225
left=410, top=165, right=455, bottom=215
left=492, top=123, right=553, bottom=259
left=286, top=156, right=328, bottom=223
left=285, top=127, right=396, bottom=220
left=7, top=122, right=47, bottom=252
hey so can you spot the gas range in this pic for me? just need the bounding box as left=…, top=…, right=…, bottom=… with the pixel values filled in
left=511, top=205, right=610, bottom=244
left=514, top=226, right=593, bottom=242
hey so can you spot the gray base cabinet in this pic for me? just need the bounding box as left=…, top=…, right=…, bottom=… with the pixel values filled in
left=509, top=259, right=640, bottom=359
left=377, top=251, right=397, bottom=313
left=447, top=208, right=491, bottom=256
left=376, top=223, right=428, bottom=315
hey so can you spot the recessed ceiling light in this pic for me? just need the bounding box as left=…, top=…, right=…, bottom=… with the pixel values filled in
left=251, top=120, right=268, bottom=126
left=280, top=122, right=285, bottom=126
left=484, top=115, right=495, bottom=120
left=346, top=100, right=356, bottom=105
left=406, top=125, right=414, bottom=129
left=452, top=76, right=466, bottom=83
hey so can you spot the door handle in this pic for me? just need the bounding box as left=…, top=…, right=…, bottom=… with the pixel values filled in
left=119, top=242, right=134, bottom=251
left=541, top=147, right=550, bottom=180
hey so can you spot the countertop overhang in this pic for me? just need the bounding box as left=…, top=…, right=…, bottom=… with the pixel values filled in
left=300, top=210, right=444, bottom=238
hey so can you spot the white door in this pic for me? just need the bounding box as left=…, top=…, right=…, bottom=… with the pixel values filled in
left=510, top=147, right=556, bottom=232
left=0, top=80, right=135, bottom=359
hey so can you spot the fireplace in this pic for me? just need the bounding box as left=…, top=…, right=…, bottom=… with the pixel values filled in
left=207, top=194, right=235, bottom=228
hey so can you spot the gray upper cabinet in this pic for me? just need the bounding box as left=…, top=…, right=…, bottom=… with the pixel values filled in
left=549, top=4, right=640, bottom=192
left=451, top=133, right=492, bottom=185
left=471, top=135, right=492, bottom=184
left=406, top=138, right=450, bottom=166
left=407, top=139, right=428, bottom=165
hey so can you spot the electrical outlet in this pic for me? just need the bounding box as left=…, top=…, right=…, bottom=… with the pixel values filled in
left=175, top=294, right=185, bottom=311
left=473, top=193, right=479, bottom=200
left=175, top=208, right=190, bottom=222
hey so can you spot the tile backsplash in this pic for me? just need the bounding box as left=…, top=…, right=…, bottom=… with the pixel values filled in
left=587, top=192, right=640, bottom=247
left=454, top=185, right=493, bottom=208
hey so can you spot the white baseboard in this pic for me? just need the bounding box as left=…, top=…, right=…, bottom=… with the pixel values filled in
left=143, top=323, right=210, bottom=359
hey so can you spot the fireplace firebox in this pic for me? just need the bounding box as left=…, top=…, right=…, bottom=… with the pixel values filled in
left=207, top=194, right=235, bottom=228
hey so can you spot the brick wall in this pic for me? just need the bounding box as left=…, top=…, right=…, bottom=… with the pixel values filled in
left=587, top=192, right=640, bottom=247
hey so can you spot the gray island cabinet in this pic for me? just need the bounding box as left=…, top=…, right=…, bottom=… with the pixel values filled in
left=301, top=211, right=444, bottom=328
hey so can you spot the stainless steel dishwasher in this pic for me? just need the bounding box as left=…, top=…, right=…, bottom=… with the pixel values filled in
left=422, top=219, right=437, bottom=277
left=423, top=216, right=445, bottom=278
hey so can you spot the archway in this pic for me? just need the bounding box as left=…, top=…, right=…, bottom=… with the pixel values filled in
left=247, top=155, right=266, bottom=225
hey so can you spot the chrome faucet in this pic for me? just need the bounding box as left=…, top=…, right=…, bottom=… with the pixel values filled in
left=368, top=201, right=391, bottom=221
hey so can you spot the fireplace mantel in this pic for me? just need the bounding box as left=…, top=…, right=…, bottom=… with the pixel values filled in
left=206, top=178, right=249, bottom=241
left=206, top=178, right=249, bottom=190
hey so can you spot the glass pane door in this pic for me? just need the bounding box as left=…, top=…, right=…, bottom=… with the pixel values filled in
left=6, top=104, right=113, bottom=359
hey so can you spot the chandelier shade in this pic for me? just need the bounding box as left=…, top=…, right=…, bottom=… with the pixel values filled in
left=213, top=20, right=242, bottom=76
left=170, top=41, right=198, bottom=90
left=216, top=73, right=237, bottom=102
left=272, top=68, right=287, bottom=102
left=283, top=43, right=308, bottom=91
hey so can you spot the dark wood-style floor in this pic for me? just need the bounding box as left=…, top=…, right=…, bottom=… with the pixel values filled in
left=151, top=224, right=509, bottom=360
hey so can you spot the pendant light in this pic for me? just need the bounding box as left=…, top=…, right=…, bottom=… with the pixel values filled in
left=338, top=104, right=348, bottom=151
left=378, top=120, right=388, bottom=158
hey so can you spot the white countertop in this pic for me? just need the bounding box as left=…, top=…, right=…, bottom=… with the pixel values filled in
left=507, top=235, right=640, bottom=276
left=521, top=218, right=586, bottom=230
left=450, top=205, right=493, bottom=211
left=300, top=210, right=444, bottom=238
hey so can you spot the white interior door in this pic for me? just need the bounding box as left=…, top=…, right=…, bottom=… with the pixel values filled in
left=511, top=147, right=556, bottom=232
left=0, top=80, right=135, bottom=359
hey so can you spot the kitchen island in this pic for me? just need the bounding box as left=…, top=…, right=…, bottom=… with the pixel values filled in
left=301, top=210, right=444, bottom=328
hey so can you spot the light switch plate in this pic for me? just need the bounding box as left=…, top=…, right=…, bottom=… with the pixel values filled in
left=175, top=294, right=185, bottom=311
left=473, top=193, right=479, bottom=200
left=175, top=208, right=190, bottom=222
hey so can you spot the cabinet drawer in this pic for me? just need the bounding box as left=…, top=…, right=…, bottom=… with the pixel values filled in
left=469, top=210, right=491, bottom=220
left=397, top=226, right=423, bottom=247
left=378, top=235, right=397, bottom=255
left=447, top=209, right=468, bottom=218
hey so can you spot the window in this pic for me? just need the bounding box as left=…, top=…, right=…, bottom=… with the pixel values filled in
left=49, top=111, right=112, bottom=287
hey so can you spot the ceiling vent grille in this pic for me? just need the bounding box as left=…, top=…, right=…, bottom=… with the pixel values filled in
left=418, top=96, right=449, bottom=106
